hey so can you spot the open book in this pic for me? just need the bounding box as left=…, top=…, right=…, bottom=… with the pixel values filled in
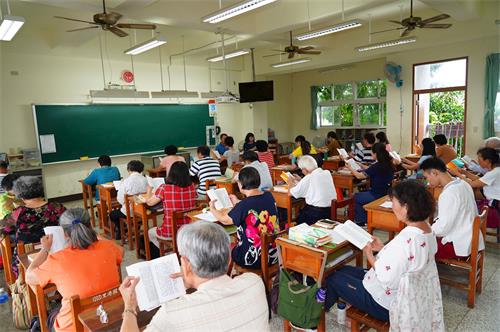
left=337, top=148, right=349, bottom=159
left=146, top=176, right=165, bottom=192
left=126, top=254, right=185, bottom=311
left=280, top=171, right=293, bottom=183
left=213, top=150, right=221, bottom=159
left=389, top=151, right=401, bottom=163
left=346, top=158, right=362, bottom=171
left=44, top=226, right=67, bottom=254
left=193, top=211, right=218, bottom=222
left=207, top=188, right=233, bottom=210
left=461, top=155, right=473, bottom=164
left=355, top=142, right=364, bottom=151
left=113, top=180, right=123, bottom=191
left=331, top=220, right=373, bottom=250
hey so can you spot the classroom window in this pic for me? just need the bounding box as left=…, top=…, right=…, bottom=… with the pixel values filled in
left=414, top=58, right=467, bottom=91
left=316, top=79, right=386, bottom=128
left=495, top=92, right=500, bottom=132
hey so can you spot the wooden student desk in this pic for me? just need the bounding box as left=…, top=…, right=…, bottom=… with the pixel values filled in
left=322, top=158, right=344, bottom=171
left=405, top=154, right=421, bottom=164
left=332, top=172, right=368, bottom=198
left=79, top=297, right=158, bottom=332
left=364, top=196, right=404, bottom=240
left=270, top=165, right=295, bottom=185
left=18, top=253, right=57, bottom=332
left=148, top=168, right=166, bottom=178
left=276, top=236, right=363, bottom=332
left=270, top=187, right=305, bottom=229
left=215, top=177, right=238, bottom=195
left=278, top=155, right=292, bottom=165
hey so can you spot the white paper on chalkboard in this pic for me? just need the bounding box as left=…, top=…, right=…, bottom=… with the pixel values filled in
left=40, top=134, right=57, bottom=154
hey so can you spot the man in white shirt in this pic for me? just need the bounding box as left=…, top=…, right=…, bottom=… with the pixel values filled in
left=241, top=151, right=273, bottom=190
left=288, top=155, right=337, bottom=225
left=119, top=222, right=269, bottom=332
left=109, top=160, right=148, bottom=239
left=0, top=161, right=8, bottom=194
left=421, top=157, right=484, bottom=259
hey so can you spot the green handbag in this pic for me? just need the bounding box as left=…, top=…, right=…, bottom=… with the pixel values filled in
left=277, top=269, right=323, bottom=329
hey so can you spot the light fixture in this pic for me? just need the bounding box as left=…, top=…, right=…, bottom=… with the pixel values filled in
left=202, top=0, right=277, bottom=24
left=296, top=20, right=362, bottom=41
left=0, top=15, right=25, bottom=41
left=151, top=90, right=199, bottom=98
left=271, top=57, right=311, bottom=68
left=90, top=89, right=150, bottom=98
left=355, top=37, right=416, bottom=52
left=124, top=36, right=166, bottom=55
left=200, top=91, right=225, bottom=98
left=207, top=49, right=250, bottom=62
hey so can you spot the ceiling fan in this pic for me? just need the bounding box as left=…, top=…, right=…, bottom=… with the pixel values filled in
left=264, top=31, right=321, bottom=59
left=54, top=0, right=156, bottom=37
left=372, top=0, right=452, bottom=37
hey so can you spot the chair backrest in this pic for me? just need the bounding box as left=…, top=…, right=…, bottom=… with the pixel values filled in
left=0, top=236, right=14, bottom=285
left=70, top=285, right=121, bottom=332
left=260, top=229, right=287, bottom=291
left=17, top=241, right=41, bottom=256
left=331, top=198, right=354, bottom=222
left=471, top=207, right=488, bottom=261
left=170, top=207, right=201, bottom=256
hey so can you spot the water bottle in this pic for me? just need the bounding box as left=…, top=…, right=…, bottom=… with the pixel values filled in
left=315, top=288, right=326, bottom=303
left=0, top=288, right=9, bottom=315
left=337, top=302, right=346, bottom=325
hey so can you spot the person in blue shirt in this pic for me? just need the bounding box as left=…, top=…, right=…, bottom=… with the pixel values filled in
left=83, top=155, right=121, bottom=201
left=215, top=133, right=228, bottom=156
left=345, top=143, right=395, bottom=225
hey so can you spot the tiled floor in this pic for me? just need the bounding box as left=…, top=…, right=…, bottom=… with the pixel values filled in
left=1, top=200, right=499, bottom=331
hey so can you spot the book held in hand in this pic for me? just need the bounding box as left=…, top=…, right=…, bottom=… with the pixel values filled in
left=280, top=171, right=294, bottom=183
left=206, top=188, right=233, bottom=210
left=330, top=220, right=373, bottom=250
left=146, top=176, right=165, bottom=192
left=44, top=226, right=67, bottom=254
left=288, top=223, right=331, bottom=247
left=346, top=158, right=362, bottom=171
left=337, top=148, right=349, bottom=159
left=389, top=151, right=401, bottom=163
left=126, top=254, right=186, bottom=311
left=355, top=142, right=364, bottom=151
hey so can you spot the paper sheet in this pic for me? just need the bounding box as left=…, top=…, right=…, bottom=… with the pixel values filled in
left=194, top=212, right=218, bottom=222
left=379, top=201, right=393, bottom=209
left=40, top=134, right=57, bottom=154
left=44, top=226, right=67, bottom=254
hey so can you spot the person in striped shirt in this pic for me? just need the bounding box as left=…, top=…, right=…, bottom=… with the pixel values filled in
left=189, top=146, right=221, bottom=196
left=256, top=140, right=275, bottom=171
left=353, top=132, right=376, bottom=164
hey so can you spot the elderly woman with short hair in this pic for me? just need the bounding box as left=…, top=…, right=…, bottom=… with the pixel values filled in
left=119, top=222, right=269, bottom=332
left=26, top=208, right=123, bottom=332
left=4, top=176, right=65, bottom=277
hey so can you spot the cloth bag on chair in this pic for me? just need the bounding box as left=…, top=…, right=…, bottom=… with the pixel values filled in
left=10, top=274, right=33, bottom=329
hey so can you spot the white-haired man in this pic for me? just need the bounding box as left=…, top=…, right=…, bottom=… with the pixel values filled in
left=119, top=222, right=269, bottom=331
left=288, top=155, right=337, bottom=225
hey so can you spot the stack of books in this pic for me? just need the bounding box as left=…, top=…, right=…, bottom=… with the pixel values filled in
left=288, top=223, right=331, bottom=247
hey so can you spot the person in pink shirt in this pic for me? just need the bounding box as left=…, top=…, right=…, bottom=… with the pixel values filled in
left=160, top=145, right=185, bottom=176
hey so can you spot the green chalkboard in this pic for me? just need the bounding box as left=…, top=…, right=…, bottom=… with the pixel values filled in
left=33, top=104, right=214, bottom=164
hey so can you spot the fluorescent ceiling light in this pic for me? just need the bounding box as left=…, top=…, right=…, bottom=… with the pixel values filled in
left=124, top=36, right=166, bottom=55
left=200, top=91, right=225, bottom=98
left=90, top=89, right=150, bottom=98
left=151, top=90, right=199, bottom=98
left=355, top=37, right=416, bottom=52
left=0, top=15, right=25, bottom=41
left=207, top=49, right=250, bottom=62
left=296, top=20, right=362, bottom=41
left=202, top=0, right=277, bottom=24
left=271, top=57, right=311, bottom=68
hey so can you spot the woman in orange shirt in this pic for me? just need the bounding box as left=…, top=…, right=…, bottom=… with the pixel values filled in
left=26, top=208, right=123, bottom=332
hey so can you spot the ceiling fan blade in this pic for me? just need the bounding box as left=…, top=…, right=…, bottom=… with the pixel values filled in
left=67, top=26, right=99, bottom=32
left=371, top=27, right=405, bottom=35
left=299, top=50, right=321, bottom=55
left=271, top=49, right=286, bottom=52
left=420, top=23, right=452, bottom=29
left=263, top=53, right=286, bottom=58
left=299, top=46, right=314, bottom=51
left=116, top=23, right=157, bottom=30
left=54, top=16, right=97, bottom=25
left=108, top=26, right=128, bottom=37
left=388, top=20, right=403, bottom=25
left=420, top=13, right=450, bottom=25
left=400, top=28, right=411, bottom=37
left=288, top=52, right=295, bottom=59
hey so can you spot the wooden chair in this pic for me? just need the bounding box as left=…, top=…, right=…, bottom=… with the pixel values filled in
left=347, top=307, right=390, bottom=332
left=69, top=286, right=121, bottom=332
left=119, top=194, right=136, bottom=250
left=79, top=180, right=97, bottom=228
left=97, top=186, right=120, bottom=239
left=331, top=198, right=355, bottom=222
left=436, top=208, right=488, bottom=308
left=0, top=235, right=15, bottom=285
left=268, top=139, right=279, bottom=163
left=130, top=197, right=163, bottom=261
left=157, top=207, right=201, bottom=257
left=233, top=230, right=287, bottom=293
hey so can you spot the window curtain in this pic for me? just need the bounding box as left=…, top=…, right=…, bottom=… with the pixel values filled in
left=484, top=53, right=500, bottom=138
left=310, top=86, right=319, bottom=130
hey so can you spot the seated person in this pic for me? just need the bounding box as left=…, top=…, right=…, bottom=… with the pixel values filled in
left=83, top=155, right=121, bottom=201
left=221, top=136, right=240, bottom=166
left=485, top=136, right=500, bottom=151
left=215, top=133, right=229, bottom=156
left=433, top=134, right=457, bottom=165
left=109, top=160, right=148, bottom=239
left=351, top=133, right=376, bottom=164
left=26, top=208, right=123, bottom=332
left=325, top=131, right=342, bottom=157
left=243, top=132, right=257, bottom=151
left=6, top=176, right=65, bottom=277
left=346, top=143, right=394, bottom=225
left=119, top=222, right=269, bottom=331
left=421, top=158, right=483, bottom=259
left=376, top=131, right=392, bottom=152
left=209, top=167, right=280, bottom=269
left=146, top=161, right=197, bottom=252
left=288, top=155, right=337, bottom=225
left=325, top=180, right=438, bottom=322
left=0, top=174, right=21, bottom=221
left=291, top=135, right=317, bottom=159
left=463, top=137, right=500, bottom=175
left=0, top=161, right=8, bottom=194
left=189, top=146, right=222, bottom=196
left=401, top=138, right=436, bottom=179
left=256, top=140, right=275, bottom=170
left=159, top=145, right=185, bottom=176
left=241, top=151, right=273, bottom=191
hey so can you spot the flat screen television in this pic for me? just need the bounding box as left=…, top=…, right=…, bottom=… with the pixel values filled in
left=238, top=80, right=274, bottom=103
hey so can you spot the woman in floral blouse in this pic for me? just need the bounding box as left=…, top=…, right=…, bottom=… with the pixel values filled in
left=5, top=176, right=65, bottom=277
left=325, top=180, right=437, bottom=321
